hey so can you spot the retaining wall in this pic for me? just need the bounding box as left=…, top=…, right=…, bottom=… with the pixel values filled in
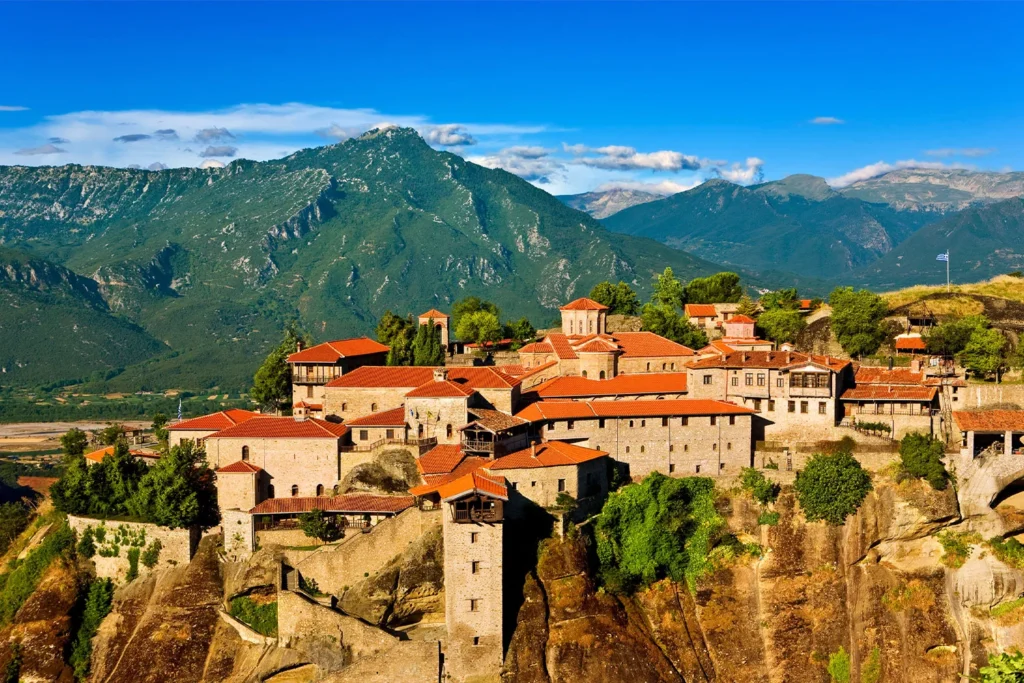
left=68, top=515, right=198, bottom=583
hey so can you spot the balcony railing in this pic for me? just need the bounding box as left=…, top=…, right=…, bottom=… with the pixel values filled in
left=291, top=367, right=343, bottom=385
left=788, top=386, right=832, bottom=398
left=462, top=439, right=495, bottom=453
left=453, top=507, right=501, bottom=523
left=341, top=436, right=437, bottom=454
left=847, top=406, right=938, bottom=417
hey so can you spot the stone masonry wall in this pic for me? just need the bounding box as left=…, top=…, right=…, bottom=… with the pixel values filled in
left=495, top=457, right=607, bottom=512
left=222, top=508, right=254, bottom=561
left=406, top=395, right=469, bottom=444
left=277, top=589, right=397, bottom=665
left=68, top=515, right=197, bottom=583
left=206, top=436, right=341, bottom=498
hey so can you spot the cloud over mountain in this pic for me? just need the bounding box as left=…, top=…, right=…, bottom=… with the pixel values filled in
left=423, top=124, right=476, bottom=146
left=14, top=144, right=65, bottom=155
left=199, top=145, right=238, bottom=158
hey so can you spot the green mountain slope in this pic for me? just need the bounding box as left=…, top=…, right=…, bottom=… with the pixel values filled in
left=0, top=249, right=166, bottom=385
left=850, top=197, right=1024, bottom=290
left=0, top=128, right=726, bottom=391
left=839, top=168, right=1024, bottom=211
left=601, top=176, right=939, bottom=279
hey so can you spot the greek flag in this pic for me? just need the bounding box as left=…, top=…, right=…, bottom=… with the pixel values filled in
left=936, top=252, right=949, bottom=262
left=177, top=398, right=183, bottom=421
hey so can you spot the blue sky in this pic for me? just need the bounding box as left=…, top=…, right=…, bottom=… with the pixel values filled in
left=1, top=2, right=1021, bottom=194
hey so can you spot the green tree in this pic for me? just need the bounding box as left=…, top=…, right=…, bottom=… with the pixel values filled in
left=589, top=281, right=640, bottom=315
left=0, top=503, right=30, bottom=556
left=451, top=296, right=500, bottom=335
left=594, top=473, right=725, bottom=593
left=50, top=452, right=91, bottom=515
left=128, top=440, right=219, bottom=529
left=641, top=303, right=709, bottom=349
left=411, top=319, right=446, bottom=365
left=60, top=428, right=88, bottom=458
left=829, top=287, right=889, bottom=358
left=151, top=413, right=169, bottom=448
left=736, top=294, right=759, bottom=317
left=684, top=272, right=743, bottom=304
left=651, top=267, right=685, bottom=309
left=455, top=310, right=503, bottom=347
left=794, top=451, right=873, bottom=525
left=760, top=288, right=800, bottom=311
left=105, top=440, right=148, bottom=514
left=926, top=315, right=989, bottom=357
left=376, top=310, right=415, bottom=366
left=898, top=432, right=949, bottom=490
left=827, top=646, right=851, bottom=683
left=251, top=327, right=306, bottom=413
left=959, top=327, right=1008, bottom=381
left=740, top=468, right=780, bottom=505
left=757, top=308, right=806, bottom=345
left=298, top=509, right=336, bottom=545
left=980, top=650, right=1024, bottom=682
left=504, top=317, right=536, bottom=344
left=98, top=423, right=124, bottom=446
left=70, top=578, right=114, bottom=682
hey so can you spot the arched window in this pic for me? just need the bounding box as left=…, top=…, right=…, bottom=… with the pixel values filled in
left=662, top=363, right=667, bottom=370
left=316, top=484, right=324, bottom=496
left=599, top=371, right=606, bottom=380
left=581, top=370, right=588, bottom=378
left=241, top=446, right=249, bottom=461
left=629, top=420, right=634, bottom=428
left=371, top=402, right=378, bottom=412
left=671, top=363, right=676, bottom=370
left=341, top=402, right=348, bottom=411
left=268, top=485, right=275, bottom=498
left=625, top=446, right=630, bottom=454
left=446, top=424, right=453, bottom=438
left=646, top=362, right=651, bottom=372
left=418, top=424, right=424, bottom=437
left=291, top=485, right=299, bottom=497
left=589, top=320, right=594, bottom=333
left=640, top=445, right=645, bottom=453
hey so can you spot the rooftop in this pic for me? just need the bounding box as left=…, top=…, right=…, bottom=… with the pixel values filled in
left=84, top=445, right=159, bottom=464
left=416, top=444, right=469, bottom=476
left=531, top=372, right=688, bottom=399
left=326, top=366, right=521, bottom=390
left=854, top=366, right=927, bottom=385
left=895, top=336, right=928, bottom=351
left=346, top=406, right=407, bottom=427
left=560, top=297, right=609, bottom=311
left=688, top=350, right=850, bottom=372
left=487, top=441, right=608, bottom=470
left=170, top=408, right=260, bottom=432
left=249, top=494, right=414, bottom=516
left=516, top=398, right=755, bottom=422
left=216, top=460, right=263, bottom=474
left=437, top=470, right=508, bottom=502
left=840, top=386, right=938, bottom=401
left=725, top=314, right=756, bottom=324
left=405, top=379, right=477, bottom=398
left=954, top=410, right=1024, bottom=433
left=287, top=337, right=390, bottom=364
left=419, top=309, right=450, bottom=319
left=208, top=416, right=348, bottom=439
left=685, top=304, right=718, bottom=317
left=463, top=408, right=529, bottom=433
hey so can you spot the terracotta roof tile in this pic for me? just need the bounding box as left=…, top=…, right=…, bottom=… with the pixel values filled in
left=546, top=334, right=578, bottom=360
left=416, top=444, right=467, bottom=475
left=287, top=337, right=390, bottom=363
left=249, top=494, right=414, bottom=515
left=725, top=315, right=756, bottom=324
left=854, top=367, right=927, bottom=385
left=518, top=342, right=554, bottom=355
left=84, top=446, right=159, bottom=464
left=688, top=350, right=849, bottom=372
left=698, top=340, right=736, bottom=356
left=895, top=337, right=927, bottom=350
left=437, top=471, right=508, bottom=501
left=419, top=309, right=450, bottom=319
left=575, top=339, right=620, bottom=354
left=685, top=304, right=718, bottom=317
left=606, top=332, right=695, bottom=358
left=208, top=416, right=348, bottom=439
left=532, top=373, right=688, bottom=398
left=292, top=401, right=323, bottom=410
left=953, top=410, right=1024, bottom=433
left=463, top=408, right=528, bottom=433
left=410, top=455, right=493, bottom=496
left=171, top=409, right=259, bottom=432
left=516, top=398, right=754, bottom=422
left=346, top=406, right=407, bottom=427
left=326, top=366, right=521, bottom=390
left=405, top=379, right=477, bottom=398
left=560, top=298, right=609, bottom=311
left=841, top=386, right=938, bottom=401
left=487, top=441, right=608, bottom=470
left=216, top=460, right=263, bottom=474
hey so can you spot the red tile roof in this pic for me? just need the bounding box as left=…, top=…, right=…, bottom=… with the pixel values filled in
left=725, top=314, right=756, bottom=324
left=326, top=366, right=521, bottom=390
left=171, top=409, right=259, bottom=432
left=463, top=408, right=528, bottom=432
left=854, top=367, right=927, bottom=385
left=546, top=334, right=578, bottom=360
left=954, top=410, right=1024, bottom=433
left=487, top=441, right=608, bottom=470
left=895, top=336, right=927, bottom=351
left=287, top=337, right=390, bottom=363
left=532, top=372, right=688, bottom=398
left=208, top=416, right=348, bottom=439
left=292, top=401, right=323, bottom=410
left=685, top=304, right=718, bottom=317
left=84, top=445, right=159, bottom=464
left=419, top=309, right=450, bottom=319
left=346, top=406, right=407, bottom=427
left=515, top=398, right=755, bottom=422
left=607, top=332, right=695, bottom=358
left=698, top=340, right=737, bottom=356
left=405, top=379, right=477, bottom=398
left=216, top=460, right=263, bottom=474
left=437, top=470, right=508, bottom=501
left=575, top=338, right=620, bottom=354
left=518, top=342, right=554, bottom=355
left=688, top=350, right=850, bottom=372
left=840, top=386, right=938, bottom=401
left=495, top=364, right=526, bottom=376
left=560, top=297, right=609, bottom=311
left=800, top=299, right=813, bottom=310
left=249, top=494, right=414, bottom=515
left=416, top=444, right=468, bottom=475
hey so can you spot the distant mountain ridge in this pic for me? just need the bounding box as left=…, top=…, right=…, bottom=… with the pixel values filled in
left=840, top=168, right=1024, bottom=211
left=558, top=188, right=663, bottom=219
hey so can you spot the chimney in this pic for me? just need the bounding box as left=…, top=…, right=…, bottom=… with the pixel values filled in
left=786, top=352, right=792, bottom=364
left=911, top=359, right=921, bottom=373
left=888, top=356, right=894, bottom=370
left=742, top=352, right=748, bottom=363
left=531, top=443, right=538, bottom=458
left=296, top=340, right=304, bottom=352
left=433, top=367, right=449, bottom=382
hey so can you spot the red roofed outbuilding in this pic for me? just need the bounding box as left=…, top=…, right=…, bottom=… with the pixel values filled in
left=168, top=408, right=260, bottom=448
left=287, top=336, right=390, bottom=408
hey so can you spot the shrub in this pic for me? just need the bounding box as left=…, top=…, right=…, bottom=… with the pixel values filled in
left=0, top=523, right=74, bottom=625
left=594, top=473, right=725, bottom=593
left=298, top=509, right=338, bottom=544
left=69, top=578, right=114, bottom=681
left=740, top=468, right=780, bottom=505
left=937, top=531, right=981, bottom=568
left=141, top=539, right=162, bottom=568
left=757, top=511, right=780, bottom=526
left=794, top=452, right=872, bottom=525
left=827, top=646, right=851, bottom=682
left=898, top=433, right=949, bottom=490
left=861, top=646, right=882, bottom=683
left=126, top=547, right=140, bottom=581
left=229, top=596, right=278, bottom=637
left=554, top=492, right=577, bottom=512
left=980, top=650, right=1024, bottom=681
left=0, top=502, right=31, bottom=557
left=987, top=537, right=1024, bottom=569
left=299, top=575, right=325, bottom=597
left=76, top=526, right=96, bottom=559
left=881, top=580, right=935, bottom=612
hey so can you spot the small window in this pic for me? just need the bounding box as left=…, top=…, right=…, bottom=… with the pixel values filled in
left=531, top=481, right=536, bottom=487
left=731, top=376, right=739, bottom=387
left=662, top=363, right=667, bottom=371
left=291, top=485, right=299, bottom=497
left=473, top=636, right=481, bottom=646
left=757, top=373, right=766, bottom=387
left=641, top=419, right=646, bottom=427
left=567, top=420, right=574, bottom=430
left=599, top=418, right=606, bottom=429
left=446, top=424, right=453, bottom=438
left=386, top=428, right=394, bottom=439
left=681, top=417, right=688, bottom=426
left=800, top=401, right=809, bottom=414
left=268, top=485, right=275, bottom=498
left=661, top=417, right=668, bottom=427
left=581, top=370, right=588, bottom=378
left=629, top=420, right=634, bottom=428
left=669, top=464, right=675, bottom=473
left=768, top=400, right=775, bottom=412
left=671, top=363, right=676, bottom=370
left=669, top=444, right=674, bottom=452
left=359, top=429, right=369, bottom=441
left=557, top=479, right=566, bottom=492
left=712, top=443, right=718, bottom=451
left=647, top=362, right=651, bottom=371
left=418, top=424, right=424, bottom=437
left=625, top=446, right=630, bottom=454
left=753, top=399, right=761, bottom=412
left=729, top=416, right=736, bottom=425
left=777, top=378, right=785, bottom=388
left=470, top=532, right=479, bottom=543
left=703, top=375, right=713, bottom=385
left=640, top=445, right=645, bottom=453
left=471, top=561, right=481, bottom=574
left=696, top=464, right=701, bottom=473
left=720, top=462, right=726, bottom=470
left=469, top=599, right=479, bottom=612
left=599, top=371, right=606, bottom=379
left=788, top=401, right=796, bottom=413
left=745, top=373, right=753, bottom=386
left=316, top=484, right=324, bottom=496
left=306, top=385, right=314, bottom=398
left=342, top=402, right=348, bottom=411
left=241, top=445, right=249, bottom=461
left=819, top=402, right=827, bottom=415
left=371, top=402, right=378, bottom=412
left=727, top=442, right=732, bottom=450
left=710, top=416, right=717, bottom=426
left=684, top=444, right=689, bottom=452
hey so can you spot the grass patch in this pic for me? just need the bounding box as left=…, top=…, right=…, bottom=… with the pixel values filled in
left=987, top=536, right=1024, bottom=569
left=827, top=646, right=851, bottom=682
left=758, top=511, right=780, bottom=526
left=991, top=597, right=1024, bottom=624
left=881, top=579, right=935, bottom=612
left=937, top=530, right=982, bottom=568
left=0, top=521, right=74, bottom=625
left=229, top=595, right=278, bottom=637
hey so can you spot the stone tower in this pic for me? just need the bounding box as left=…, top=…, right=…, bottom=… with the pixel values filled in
left=418, top=308, right=451, bottom=348
left=559, top=297, right=608, bottom=336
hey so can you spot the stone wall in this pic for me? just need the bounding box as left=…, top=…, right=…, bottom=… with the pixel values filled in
left=217, top=470, right=260, bottom=512
left=497, top=458, right=607, bottom=512
left=406, top=395, right=470, bottom=444
left=618, top=356, right=690, bottom=374
left=206, top=435, right=342, bottom=498
left=277, top=589, right=397, bottom=667
left=542, top=413, right=754, bottom=478
left=321, top=641, right=441, bottom=683
left=222, top=508, right=255, bottom=561
left=294, top=507, right=441, bottom=595
left=960, top=383, right=1024, bottom=410
left=68, top=515, right=198, bottom=583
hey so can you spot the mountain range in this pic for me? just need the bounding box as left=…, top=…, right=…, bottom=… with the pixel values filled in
left=0, top=128, right=728, bottom=391
left=557, top=188, right=662, bottom=219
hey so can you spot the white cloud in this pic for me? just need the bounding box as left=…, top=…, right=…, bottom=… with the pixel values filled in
left=925, top=147, right=995, bottom=158
left=195, top=127, right=235, bottom=143
left=148, top=162, right=168, bottom=171
left=422, top=124, right=476, bottom=147
left=200, top=159, right=225, bottom=169
left=569, top=143, right=703, bottom=171
left=827, top=159, right=970, bottom=187
left=712, top=157, right=765, bottom=184
left=468, top=145, right=565, bottom=184
left=0, top=106, right=28, bottom=112
left=810, top=116, right=844, bottom=125
left=594, top=178, right=702, bottom=196
left=14, top=143, right=66, bottom=156
left=199, top=145, right=238, bottom=158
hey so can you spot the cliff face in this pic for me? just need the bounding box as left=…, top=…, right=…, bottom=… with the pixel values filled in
left=502, top=478, right=1001, bottom=683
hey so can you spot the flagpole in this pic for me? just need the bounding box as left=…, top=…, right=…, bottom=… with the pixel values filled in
left=947, top=249, right=950, bottom=293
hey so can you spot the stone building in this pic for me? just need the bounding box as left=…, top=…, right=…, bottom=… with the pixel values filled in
left=287, top=337, right=390, bottom=407
left=527, top=372, right=688, bottom=402
left=954, top=410, right=1024, bottom=458
left=484, top=441, right=609, bottom=512
left=214, top=460, right=268, bottom=512
left=515, top=399, right=756, bottom=477
left=167, top=408, right=259, bottom=448
left=840, top=365, right=940, bottom=438
left=559, top=297, right=608, bottom=336
left=518, top=329, right=694, bottom=379
left=686, top=351, right=852, bottom=440
left=418, top=309, right=451, bottom=348
left=84, top=445, right=161, bottom=467
left=685, top=303, right=719, bottom=334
